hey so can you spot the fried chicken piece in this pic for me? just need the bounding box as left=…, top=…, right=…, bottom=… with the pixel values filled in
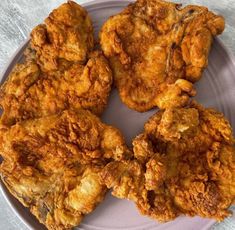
left=0, top=2, right=113, bottom=126
left=100, top=0, right=225, bottom=111
left=31, top=1, right=94, bottom=72
left=100, top=102, right=235, bottom=222
left=0, top=51, right=112, bottom=126
left=0, top=109, right=131, bottom=230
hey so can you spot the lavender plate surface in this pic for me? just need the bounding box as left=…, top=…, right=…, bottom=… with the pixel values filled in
left=1, top=0, right=235, bottom=229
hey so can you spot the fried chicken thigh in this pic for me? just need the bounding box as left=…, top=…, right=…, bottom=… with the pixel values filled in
left=100, top=102, right=235, bottom=222
left=0, top=109, right=131, bottom=230
left=0, top=1, right=113, bottom=126
left=100, top=0, right=225, bottom=111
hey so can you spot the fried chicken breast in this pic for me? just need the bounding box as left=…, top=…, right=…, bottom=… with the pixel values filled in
left=100, top=101, right=235, bottom=222
left=0, top=109, right=131, bottom=230
left=100, top=0, right=225, bottom=111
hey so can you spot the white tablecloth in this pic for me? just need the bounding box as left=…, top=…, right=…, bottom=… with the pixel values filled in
left=0, top=0, right=234, bottom=229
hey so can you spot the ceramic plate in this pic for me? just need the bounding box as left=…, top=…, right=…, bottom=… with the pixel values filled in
left=1, top=0, right=235, bottom=229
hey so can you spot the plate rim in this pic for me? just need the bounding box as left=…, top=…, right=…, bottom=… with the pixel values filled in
left=0, top=0, right=235, bottom=230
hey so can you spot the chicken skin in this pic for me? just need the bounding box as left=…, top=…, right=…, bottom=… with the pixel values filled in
left=0, top=109, right=131, bottom=230
left=100, top=101, right=235, bottom=222
left=100, top=0, right=225, bottom=112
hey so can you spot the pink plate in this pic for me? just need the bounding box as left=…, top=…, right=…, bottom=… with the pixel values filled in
left=1, top=0, right=235, bottom=229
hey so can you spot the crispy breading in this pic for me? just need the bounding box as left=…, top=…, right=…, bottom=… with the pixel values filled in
left=100, top=102, right=235, bottom=222
left=0, top=50, right=112, bottom=126
left=0, top=109, right=131, bottom=230
left=100, top=0, right=225, bottom=111
left=31, top=1, right=94, bottom=72
left=0, top=1, right=113, bottom=126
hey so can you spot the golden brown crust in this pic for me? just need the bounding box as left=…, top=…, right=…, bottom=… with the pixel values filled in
left=0, top=109, right=131, bottom=230
left=31, top=1, right=94, bottom=72
left=100, top=102, right=235, bottom=222
left=0, top=50, right=112, bottom=126
left=100, top=0, right=225, bottom=111
left=0, top=2, right=113, bottom=126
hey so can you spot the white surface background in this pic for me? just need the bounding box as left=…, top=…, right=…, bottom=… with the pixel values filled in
left=0, top=0, right=234, bottom=229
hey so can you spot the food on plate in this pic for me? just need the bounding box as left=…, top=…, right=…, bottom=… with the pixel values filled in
left=0, top=0, right=233, bottom=228
left=100, top=0, right=225, bottom=112
left=31, top=1, right=94, bottom=72
left=0, top=51, right=112, bottom=126
left=0, top=109, right=131, bottom=230
left=100, top=101, right=235, bottom=221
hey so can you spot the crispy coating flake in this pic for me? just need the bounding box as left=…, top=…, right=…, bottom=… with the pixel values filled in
left=0, top=51, right=112, bottom=126
left=0, top=109, right=131, bottom=230
left=100, top=0, right=225, bottom=111
left=31, top=1, right=94, bottom=72
left=100, top=102, right=235, bottom=222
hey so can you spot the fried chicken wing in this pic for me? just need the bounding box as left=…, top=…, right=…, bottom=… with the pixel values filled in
left=100, top=102, right=235, bottom=222
left=31, top=1, right=94, bottom=72
left=100, top=0, right=225, bottom=111
left=0, top=109, right=131, bottom=230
